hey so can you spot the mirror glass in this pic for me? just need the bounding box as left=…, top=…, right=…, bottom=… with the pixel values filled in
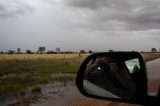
left=125, top=59, right=140, bottom=73
left=83, top=54, right=141, bottom=99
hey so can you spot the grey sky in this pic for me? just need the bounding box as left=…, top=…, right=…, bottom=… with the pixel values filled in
left=0, top=0, right=160, bottom=52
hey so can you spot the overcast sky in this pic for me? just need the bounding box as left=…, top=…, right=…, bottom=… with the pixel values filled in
left=0, top=0, right=160, bottom=52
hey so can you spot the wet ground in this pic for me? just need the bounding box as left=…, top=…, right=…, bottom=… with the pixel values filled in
left=31, top=58, right=160, bottom=106
left=30, top=81, right=142, bottom=106
left=1, top=58, right=160, bottom=106
left=0, top=74, right=78, bottom=106
left=30, top=81, right=83, bottom=106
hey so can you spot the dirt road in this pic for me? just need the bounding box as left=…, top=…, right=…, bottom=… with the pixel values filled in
left=67, top=97, right=142, bottom=106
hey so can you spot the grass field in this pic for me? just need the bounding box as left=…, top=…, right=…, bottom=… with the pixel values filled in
left=0, top=52, right=160, bottom=97
left=0, top=54, right=90, bottom=96
left=141, top=52, right=160, bottom=62
left=0, top=54, right=89, bottom=61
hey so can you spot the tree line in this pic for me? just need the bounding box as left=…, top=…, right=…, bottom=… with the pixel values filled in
left=0, top=47, right=94, bottom=54
left=0, top=47, right=159, bottom=54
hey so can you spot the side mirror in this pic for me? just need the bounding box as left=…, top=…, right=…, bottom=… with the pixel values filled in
left=76, top=52, right=147, bottom=104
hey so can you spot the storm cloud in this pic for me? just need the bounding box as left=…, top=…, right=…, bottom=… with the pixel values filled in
left=63, top=0, right=160, bottom=31
left=0, top=0, right=34, bottom=18
left=0, top=0, right=160, bottom=52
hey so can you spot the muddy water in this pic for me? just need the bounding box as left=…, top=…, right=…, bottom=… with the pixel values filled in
left=0, top=74, right=83, bottom=106
left=0, top=87, right=34, bottom=106
left=29, top=73, right=84, bottom=106
left=30, top=82, right=83, bottom=106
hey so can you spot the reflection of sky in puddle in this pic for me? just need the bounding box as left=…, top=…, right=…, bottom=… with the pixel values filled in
left=42, top=81, right=75, bottom=97
left=31, top=81, right=76, bottom=106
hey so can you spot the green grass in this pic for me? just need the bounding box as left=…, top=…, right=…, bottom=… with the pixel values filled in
left=31, top=85, right=42, bottom=95
left=0, top=58, right=82, bottom=96
left=0, top=58, right=81, bottom=76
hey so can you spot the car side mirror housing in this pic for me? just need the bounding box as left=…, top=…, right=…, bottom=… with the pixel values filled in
left=76, top=52, right=148, bottom=105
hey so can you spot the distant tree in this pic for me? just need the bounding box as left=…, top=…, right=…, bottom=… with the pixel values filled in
left=47, top=51, right=57, bottom=54
left=56, top=47, right=61, bottom=53
left=88, top=50, right=93, bottom=54
left=38, top=47, right=45, bottom=54
left=26, top=50, right=33, bottom=54
left=80, top=50, right=86, bottom=54
left=108, top=50, right=114, bottom=52
left=8, top=50, right=15, bottom=54
left=17, top=48, right=21, bottom=54
left=151, top=48, right=157, bottom=52
left=0, top=51, right=3, bottom=54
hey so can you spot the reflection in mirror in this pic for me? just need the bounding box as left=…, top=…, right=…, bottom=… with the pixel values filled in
left=125, top=59, right=140, bottom=74
left=83, top=55, right=141, bottom=99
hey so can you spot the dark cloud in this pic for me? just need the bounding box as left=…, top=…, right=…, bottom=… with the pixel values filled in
left=64, top=0, right=107, bottom=10
left=0, top=0, right=34, bottom=18
left=0, top=0, right=160, bottom=51
left=63, top=0, right=160, bottom=31
left=65, top=0, right=142, bottom=11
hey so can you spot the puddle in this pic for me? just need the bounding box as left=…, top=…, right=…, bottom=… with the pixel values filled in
left=0, top=74, right=16, bottom=79
left=30, top=74, right=83, bottom=106
left=51, top=73, right=76, bottom=78
left=0, top=74, right=79, bottom=106
left=30, top=82, right=84, bottom=106
left=30, top=81, right=77, bottom=106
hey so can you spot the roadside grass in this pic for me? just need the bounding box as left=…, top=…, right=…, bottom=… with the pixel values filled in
left=0, top=55, right=88, bottom=96
left=31, top=85, right=42, bottom=95
left=141, top=52, right=160, bottom=62
left=0, top=58, right=81, bottom=75
left=0, top=54, right=89, bottom=61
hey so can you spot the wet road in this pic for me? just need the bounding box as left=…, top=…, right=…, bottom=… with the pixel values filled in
left=147, top=58, right=160, bottom=79
left=146, top=58, right=160, bottom=96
